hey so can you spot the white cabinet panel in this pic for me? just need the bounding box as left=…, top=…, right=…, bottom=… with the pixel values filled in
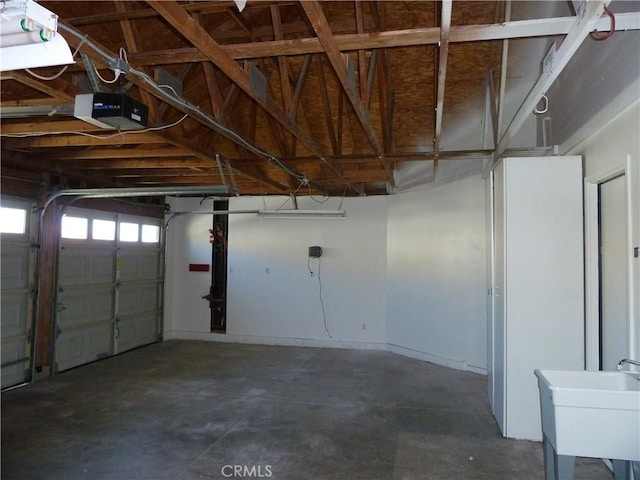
left=488, top=157, right=584, bottom=441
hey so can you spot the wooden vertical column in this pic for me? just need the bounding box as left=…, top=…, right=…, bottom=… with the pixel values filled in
left=34, top=198, right=61, bottom=375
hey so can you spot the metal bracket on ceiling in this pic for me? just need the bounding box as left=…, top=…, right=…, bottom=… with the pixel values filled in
left=215, top=154, right=240, bottom=196
left=215, top=154, right=227, bottom=189
left=225, top=158, right=239, bottom=196
left=80, top=52, right=104, bottom=93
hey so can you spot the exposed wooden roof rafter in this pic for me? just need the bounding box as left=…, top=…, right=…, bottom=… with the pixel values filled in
left=300, top=1, right=393, bottom=184
left=123, top=13, right=640, bottom=66
left=146, top=0, right=358, bottom=194
left=433, top=0, right=452, bottom=156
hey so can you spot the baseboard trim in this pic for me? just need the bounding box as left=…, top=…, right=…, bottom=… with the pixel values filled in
left=165, top=330, right=487, bottom=375
left=167, top=330, right=387, bottom=351
left=387, top=343, right=487, bottom=375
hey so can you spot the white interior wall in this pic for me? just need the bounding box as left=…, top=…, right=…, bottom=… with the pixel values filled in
left=386, top=175, right=487, bottom=373
left=224, top=196, right=388, bottom=348
left=165, top=195, right=388, bottom=349
left=164, top=197, right=216, bottom=337
left=567, top=100, right=640, bottom=363
left=165, top=178, right=488, bottom=373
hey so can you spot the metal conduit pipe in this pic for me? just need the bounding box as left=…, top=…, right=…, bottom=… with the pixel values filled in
left=30, top=185, right=230, bottom=382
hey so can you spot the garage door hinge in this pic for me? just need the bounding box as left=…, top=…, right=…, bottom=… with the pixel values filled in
left=634, top=247, right=639, bottom=258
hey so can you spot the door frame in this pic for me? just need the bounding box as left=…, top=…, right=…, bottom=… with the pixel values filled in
left=584, top=155, right=638, bottom=370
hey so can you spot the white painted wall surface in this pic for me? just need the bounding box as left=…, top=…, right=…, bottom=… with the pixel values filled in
left=164, top=197, right=215, bottom=338
left=570, top=100, right=640, bottom=364
left=225, top=196, right=387, bottom=348
left=166, top=195, right=388, bottom=349
left=386, top=175, right=487, bottom=373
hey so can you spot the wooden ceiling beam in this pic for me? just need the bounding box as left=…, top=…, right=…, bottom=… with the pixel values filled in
left=433, top=0, right=452, bottom=155
left=107, top=168, right=218, bottom=178
left=114, top=1, right=160, bottom=123
left=354, top=1, right=368, bottom=102
left=125, top=13, right=640, bottom=66
left=370, top=1, right=393, bottom=154
left=3, top=72, right=77, bottom=103
left=44, top=158, right=213, bottom=170
left=146, top=0, right=357, bottom=193
left=271, top=5, right=294, bottom=120
left=194, top=12, right=225, bottom=121
left=291, top=54, right=312, bottom=119
left=270, top=4, right=296, bottom=160
left=2, top=133, right=164, bottom=149
left=46, top=147, right=193, bottom=160
left=1, top=120, right=110, bottom=135
left=0, top=97, right=70, bottom=107
left=314, top=56, right=338, bottom=156
left=300, top=1, right=393, bottom=185
left=58, top=23, right=290, bottom=193
left=67, top=2, right=296, bottom=26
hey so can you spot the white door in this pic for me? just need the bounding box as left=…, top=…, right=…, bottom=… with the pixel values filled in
left=54, top=210, right=163, bottom=372
left=116, top=227, right=162, bottom=353
left=1, top=198, right=35, bottom=387
left=55, top=243, right=117, bottom=372
left=599, top=175, right=628, bottom=370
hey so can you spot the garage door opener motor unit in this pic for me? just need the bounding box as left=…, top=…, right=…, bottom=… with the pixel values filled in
left=74, top=93, right=148, bottom=130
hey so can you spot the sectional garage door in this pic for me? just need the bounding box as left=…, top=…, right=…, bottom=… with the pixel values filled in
left=1, top=198, right=35, bottom=388
left=55, top=208, right=163, bottom=372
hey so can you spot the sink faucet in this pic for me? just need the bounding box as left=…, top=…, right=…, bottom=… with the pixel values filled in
left=616, top=358, right=640, bottom=371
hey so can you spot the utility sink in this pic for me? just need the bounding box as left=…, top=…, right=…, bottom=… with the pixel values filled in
left=535, top=369, right=640, bottom=479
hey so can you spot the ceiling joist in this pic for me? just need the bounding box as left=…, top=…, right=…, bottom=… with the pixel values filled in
left=146, top=0, right=358, bottom=194
left=300, top=1, right=393, bottom=185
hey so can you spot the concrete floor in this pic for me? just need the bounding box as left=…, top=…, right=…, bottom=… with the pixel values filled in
left=2, top=340, right=612, bottom=480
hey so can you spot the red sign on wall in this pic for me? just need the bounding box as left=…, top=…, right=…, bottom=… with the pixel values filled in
left=188, top=263, right=210, bottom=272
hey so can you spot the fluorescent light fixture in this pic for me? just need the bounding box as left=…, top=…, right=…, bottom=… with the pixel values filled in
left=258, top=209, right=346, bottom=219
left=0, top=0, right=73, bottom=72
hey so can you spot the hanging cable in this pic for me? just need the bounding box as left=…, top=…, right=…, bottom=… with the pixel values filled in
left=307, top=183, right=330, bottom=204
left=25, top=35, right=88, bottom=81
left=94, top=66, right=120, bottom=84
left=317, top=256, right=331, bottom=339
left=307, top=256, right=331, bottom=339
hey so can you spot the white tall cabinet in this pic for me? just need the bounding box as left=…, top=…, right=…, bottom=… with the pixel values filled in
left=487, top=156, right=585, bottom=441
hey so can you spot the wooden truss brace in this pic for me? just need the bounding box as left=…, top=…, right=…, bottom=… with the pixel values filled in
left=300, top=1, right=394, bottom=185
left=147, top=0, right=359, bottom=194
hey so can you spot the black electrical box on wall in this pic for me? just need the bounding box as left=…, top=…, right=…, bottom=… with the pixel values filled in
left=308, top=246, right=322, bottom=258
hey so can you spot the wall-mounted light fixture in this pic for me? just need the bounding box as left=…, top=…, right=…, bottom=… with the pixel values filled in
left=258, top=209, right=346, bottom=219
left=0, top=0, right=73, bottom=72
